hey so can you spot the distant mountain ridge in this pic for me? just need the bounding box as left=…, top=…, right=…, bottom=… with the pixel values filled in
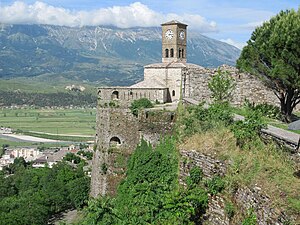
left=0, top=24, right=241, bottom=86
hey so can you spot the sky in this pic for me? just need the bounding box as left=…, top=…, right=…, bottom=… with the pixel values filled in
left=0, top=1, right=299, bottom=49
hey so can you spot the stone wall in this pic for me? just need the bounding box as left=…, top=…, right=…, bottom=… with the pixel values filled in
left=180, top=150, right=227, bottom=184
left=179, top=149, right=295, bottom=225
left=91, top=103, right=176, bottom=197
left=184, top=65, right=282, bottom=108
left=235, top=186, right=291, bottom=225
left=98, top=87, right=168, bottom=107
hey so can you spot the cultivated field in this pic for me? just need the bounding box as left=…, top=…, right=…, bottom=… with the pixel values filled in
left=0, top=108, right=96, bottom=137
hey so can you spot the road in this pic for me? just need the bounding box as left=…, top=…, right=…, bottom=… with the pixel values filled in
left=0, top=133, right=61, bottom=143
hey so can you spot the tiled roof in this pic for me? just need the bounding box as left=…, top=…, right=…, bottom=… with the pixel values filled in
left=161, top=20, right=188, bottom=26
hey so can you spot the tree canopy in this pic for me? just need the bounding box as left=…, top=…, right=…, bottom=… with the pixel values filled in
left=236, top=8, right=300, bottom=122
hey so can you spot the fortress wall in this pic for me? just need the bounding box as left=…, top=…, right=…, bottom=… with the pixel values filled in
left=185, top=65, right=282, bottom=108
left=91, top=104, right=176, bottom=197
left=98, top=87, right=168, bottom=106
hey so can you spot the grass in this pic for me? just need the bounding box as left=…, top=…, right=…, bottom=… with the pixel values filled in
left=0, top=108, right=96, bottom=136
left=0, top=77, right=98, bottom=94
left=180, top=127, right=300, bottom=217
left=0, top=138, right=69, bottom=149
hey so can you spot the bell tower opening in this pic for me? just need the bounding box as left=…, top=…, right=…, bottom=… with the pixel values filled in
left=161, top=20, right=187, bottom=63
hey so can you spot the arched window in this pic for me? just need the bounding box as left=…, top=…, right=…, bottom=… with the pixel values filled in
left=111, top=91, right=119, bottom=100
left=172, top=90, right=175, bottom=96
left=170, top=48, right=174, bottom=57
left=109, top=136, right=121, bottom=147
left=182, top=49, right=185, bottom=58
left=178, top=48, right=182, bottom=58
left=165, top=49, right=169, bottom=58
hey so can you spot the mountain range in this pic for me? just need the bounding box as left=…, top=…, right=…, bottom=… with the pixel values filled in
left=0, top=24, right=241, bottom=86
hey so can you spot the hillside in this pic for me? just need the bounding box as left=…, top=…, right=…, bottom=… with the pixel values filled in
left=0, top=24, right=240, bottom=86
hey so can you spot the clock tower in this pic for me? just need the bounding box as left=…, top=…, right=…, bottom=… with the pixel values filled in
left=161, top=20, right=187, bottom=63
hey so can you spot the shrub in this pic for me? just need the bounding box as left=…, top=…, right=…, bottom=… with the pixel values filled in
left=208, top=69, right=236, bottom=103
left=244, top=99, right=281, bottom=120
left=225, top=202, right=235, bottom=219
left=231, top=110, right=266, bottom=149
left=187, top=166, right=203, bottom=186
left=242, top=208, right=257, bottom=225
left=129, top=98, right=154, bottom=116
left=63, top=152, right=82, bottom=164
left=206, top=176, right=225, bottom=195
left=181, top=102, right=233, bottom=137
left=207, top=102, right=233, bottom=125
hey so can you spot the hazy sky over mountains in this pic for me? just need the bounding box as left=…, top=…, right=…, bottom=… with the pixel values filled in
left=0, top=1, right=298, bottom=49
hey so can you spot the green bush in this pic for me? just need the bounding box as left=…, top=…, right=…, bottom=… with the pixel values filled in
left=187, top=166, right=203, bottom=186
left=242, top=208, right=257, bottom=225
left=0, top=162, right=90, bottom=224
left=244, top=99, right=281, bottom=120
left=208, top=69, right=236, bottom=103
left=181, top=102, right=233, bottom=136
left=225, top=202, right=235, bottom=219
left=231, top=110, right=266, bottom=149
left=63, top=152, right=82, bottom=164
left=205, top=176, right=225, bottom=195
left=129, top=98, right=154, bottom=116
left=81, top=138, right=209, bottom=224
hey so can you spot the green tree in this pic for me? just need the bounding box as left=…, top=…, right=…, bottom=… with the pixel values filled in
left=129, top=98, right=153, bottom=116
left=237, top=9, right=300, bottom=122
left=208, top=69, right=235, bottom=103
left=63, top=152, right=82, bottom=164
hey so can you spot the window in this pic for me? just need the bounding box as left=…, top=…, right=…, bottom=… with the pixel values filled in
left=109, top=137, right=121, bottom=147
left=182, top=49, right=185, bottom=58
left=165, top=49, right=169, bottom=58
left=172, top=90, right=175, bottom=96
left=111, top=91, right=119, bottom=100
left=179, top=48, right=181, bottom=58
left=170, top=48, right=174, bottom=57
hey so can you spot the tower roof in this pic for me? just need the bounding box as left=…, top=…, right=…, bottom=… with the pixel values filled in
left=161, top=20, right=188, bottom=26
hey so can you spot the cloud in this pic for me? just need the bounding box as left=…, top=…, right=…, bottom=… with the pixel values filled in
left=238, top=21, right=265, bottom=30
left=220, top=38, right=246, bottom=49
left=0, top=1, right=217, bottom=32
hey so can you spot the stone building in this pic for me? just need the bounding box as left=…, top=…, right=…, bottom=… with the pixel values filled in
left=91, top=20, right=281, bottom=197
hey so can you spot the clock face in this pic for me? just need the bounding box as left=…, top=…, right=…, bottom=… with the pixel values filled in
left=165, top=29, right=174, bottom=40
left=179, top=31, right=185, bottom=40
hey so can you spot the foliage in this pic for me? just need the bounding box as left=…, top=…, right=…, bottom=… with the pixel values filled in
left=180, top=102, right=233, bottom=137
left=205, top=176, right=225, bottom=195
left=187, top=166, right=203, bottom=187
left=129, top=98, right=154, bottom=116
left=236, top=9, right=300, bottom=122
left=77, top=150, right=93, bottom=160
left=4, top=157, right=29, bottom=174
left=0, top=162, right=90, bottom=225
left=242, top=209, right=257, bottom=225
left=208, top=69, right=236, bottom=103
left=225, top=201, right=235, bottom=219
left=231, top=110, right=266, bottom=149
left=244, top=99, right=281, bottom=120
left=81, top=197, right=118, bottom=225
left=63, top=152, right=82, bottom=164
left=81, top=138, right=208, bottom=224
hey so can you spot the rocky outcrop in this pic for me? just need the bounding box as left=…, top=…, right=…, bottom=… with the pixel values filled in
left=179, top=150, right=295, bottom=225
